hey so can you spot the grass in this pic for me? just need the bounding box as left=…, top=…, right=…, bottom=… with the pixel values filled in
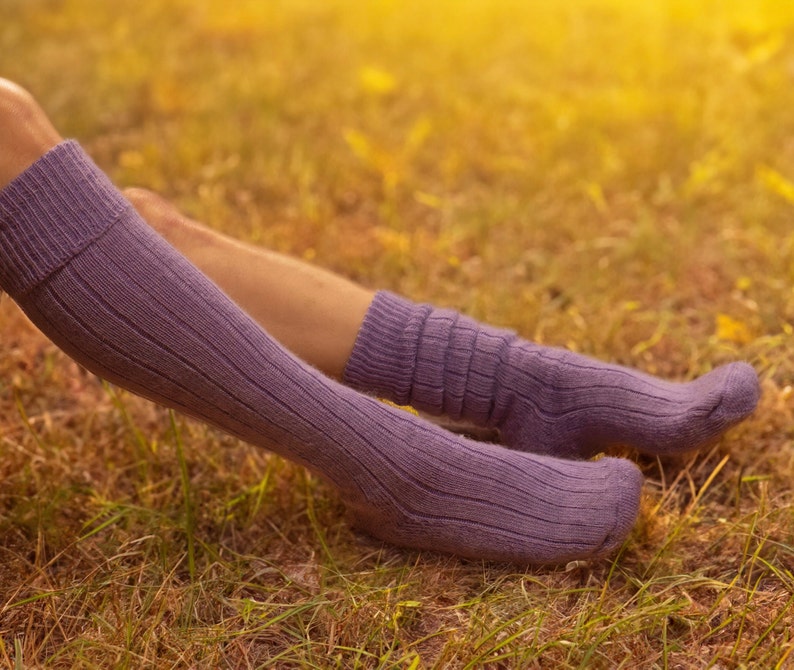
left=2, top=0, right=794, bottom=666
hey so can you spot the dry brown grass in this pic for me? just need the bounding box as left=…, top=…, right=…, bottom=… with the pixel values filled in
left=2, top=0, right=794, bottom=667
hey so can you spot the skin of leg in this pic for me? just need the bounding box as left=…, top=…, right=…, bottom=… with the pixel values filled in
left=125, top=189, right=374, bottom=379
left=0, top=79, right=62, bottom=188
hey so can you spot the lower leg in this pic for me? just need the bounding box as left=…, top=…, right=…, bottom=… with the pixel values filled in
left=126, top=189, right=374, bottom=379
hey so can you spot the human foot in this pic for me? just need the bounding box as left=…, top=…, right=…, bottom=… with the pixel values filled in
left=344, top=292, right=761, bottom=458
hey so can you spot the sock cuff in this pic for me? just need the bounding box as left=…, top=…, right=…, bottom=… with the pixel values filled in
left=0, top=140, right=129, bottom=297
left=343, top=290, right=432, bottom=404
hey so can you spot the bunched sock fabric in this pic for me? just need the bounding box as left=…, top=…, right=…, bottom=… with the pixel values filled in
left=344, top=292, right=760, bottom=459
left=0, top=141, right=643, bottom=564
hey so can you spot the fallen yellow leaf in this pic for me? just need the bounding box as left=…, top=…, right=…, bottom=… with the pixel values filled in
left=715, top=313, right=753, bottom=344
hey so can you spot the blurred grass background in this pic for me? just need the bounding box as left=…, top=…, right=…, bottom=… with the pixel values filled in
left=2, top=0, right=794, bottom=667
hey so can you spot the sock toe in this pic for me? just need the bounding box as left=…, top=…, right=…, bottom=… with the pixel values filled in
left=593, top=457, right=643, bottom=557
left=711, top=361, right=761, bottom=423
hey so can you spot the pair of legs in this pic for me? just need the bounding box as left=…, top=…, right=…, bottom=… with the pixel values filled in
left=0, top=79, right=760, bottom=564
left=127, top=190, right=759, bottom=459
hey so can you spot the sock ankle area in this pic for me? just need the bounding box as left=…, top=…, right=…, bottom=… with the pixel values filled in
left=344, top=290, right=432, bottom=405
left=343, top=290, right=499, bottom=418
left=350, top=448, right=644, bottom=564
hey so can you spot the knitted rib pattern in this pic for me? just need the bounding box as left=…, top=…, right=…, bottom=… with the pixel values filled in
left=0, top=141, right=643, bottom=564
left=344, top=291, right=760, bottom=458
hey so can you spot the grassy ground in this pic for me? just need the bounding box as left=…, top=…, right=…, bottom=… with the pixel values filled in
left=2, top=0, right=794, bottom=667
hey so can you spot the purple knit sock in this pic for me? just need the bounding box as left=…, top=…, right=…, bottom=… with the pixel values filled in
left=0, top=142, right=643, bottom=564
left=344, top=292, right=760, bottom=459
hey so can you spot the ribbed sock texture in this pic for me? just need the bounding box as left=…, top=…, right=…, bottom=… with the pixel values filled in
left=344, top=291, right=760, bottom=458
left=0, top=141, right=643, bottom=564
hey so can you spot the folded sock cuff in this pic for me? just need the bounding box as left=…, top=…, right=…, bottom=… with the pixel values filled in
left=0, top=140, right=129, bottom=297
left=343, top=290, right=432, bottom=404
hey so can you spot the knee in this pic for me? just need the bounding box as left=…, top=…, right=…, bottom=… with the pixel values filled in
left=0, top=80, right=57, bottom=138
left=0, top=80, right=38, bottom=120
left=0, top=79, right=62, bottom=188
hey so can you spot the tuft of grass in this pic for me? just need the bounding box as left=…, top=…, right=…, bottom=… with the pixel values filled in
left=3, top=0, right=794, bottom=666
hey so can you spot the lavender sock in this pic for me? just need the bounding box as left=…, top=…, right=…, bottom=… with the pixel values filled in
left=344, top=292, right=760, bottom=459
left=0, top=142, right=643, bottom=564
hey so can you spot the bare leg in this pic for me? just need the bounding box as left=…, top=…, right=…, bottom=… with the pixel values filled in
left=126, top=189, right=373, bottom=379
left=0, top=80, right=62, bottom=188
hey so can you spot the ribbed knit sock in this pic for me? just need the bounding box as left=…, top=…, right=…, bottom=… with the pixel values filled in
left=344, top=291, right=760, bottom=459
left=0, top=141, right=643, bottom=564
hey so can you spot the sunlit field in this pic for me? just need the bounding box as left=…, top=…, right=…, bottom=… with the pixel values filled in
left=2, top=0, right=794, bottom=667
